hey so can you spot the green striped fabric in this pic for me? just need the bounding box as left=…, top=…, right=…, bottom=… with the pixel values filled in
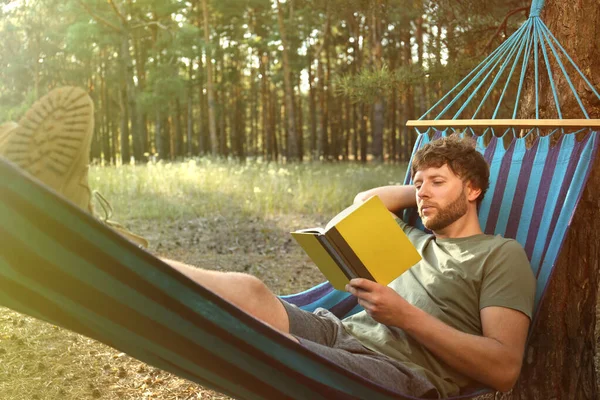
left=0, top=158, right=422, bottom=400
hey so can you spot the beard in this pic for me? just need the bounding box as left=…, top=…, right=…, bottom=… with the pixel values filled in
left=419, top=187, right=468, bottom=232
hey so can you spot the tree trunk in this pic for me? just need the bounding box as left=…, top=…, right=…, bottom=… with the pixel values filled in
left=271, top=84, right=279, bottom=161
left=390, top=85, right=397, bottom=162
left=119, top=86, right=130, bottom=164
left=174, top=98, right=183, bottom=158
left=401, top=26, right=415, bottom=162
left=415, top=15, right=427, bottom=116
left=233, top=83, right=245, bottom=161
left=316, top=55, right=326, bottom=160
left=201, top=0, right=218, bottom=155
left=217, top=48, right=228, bottom=157
left=325, top=26, right=334, bottom=160
left=134, top=36, right=148, bottom=158
left=352, top=103, right=358, bottom=161
left=260, top=54, right=270, bottom=160
left=343, top=98, right=351, bottom=161
left=308, top=49, right=317, bottom=160
left=370, top=1, right=384, bottom=161
left=197, top=57, right=206, bottom=154
left=500, top=1, right=600, bottom=398
left=100, top=58, right=111, bottom=164
left=359, top=103, right=368, bottom=163
left=120, top=34, right=139, bottom=162
left=187, top=63, right=194, bottom=156
left=276, top=0, right=299, bottom=161
left=154, top=109, right=162, bottom=159
left=296, top=76, right=304, bottom=161
left=250, top=66, right=258, bottom=156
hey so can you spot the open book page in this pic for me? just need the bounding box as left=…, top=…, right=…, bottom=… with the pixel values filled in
left=324, top=201, right=362, bottom=231
left=294, top=227, right=326, bottom=235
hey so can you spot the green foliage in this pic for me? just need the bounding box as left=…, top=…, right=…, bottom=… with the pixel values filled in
left=0, top=0, right=541, bottom=161
left=138, top=63, right=186, bottom=112
left=336, top=65, right=398, bottom=104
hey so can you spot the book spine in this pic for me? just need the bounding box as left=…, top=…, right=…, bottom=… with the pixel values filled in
left=315, top=235, right=356, bottom=280
left=327, top=227, right=375, bottom=282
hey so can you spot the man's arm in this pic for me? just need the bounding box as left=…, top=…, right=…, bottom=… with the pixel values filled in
left=354, top=185, right=417, bottom=215
left=346, top=279, right=530, bottom=392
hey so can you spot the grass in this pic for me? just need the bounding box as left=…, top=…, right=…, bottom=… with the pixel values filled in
left=89, top=159, right=408, bottom=222
left=0, top=159, right=407, bottom=400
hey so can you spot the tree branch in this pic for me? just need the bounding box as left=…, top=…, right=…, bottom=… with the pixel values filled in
left=482, top=6, right=529, bottom=54
left=107, top=0, right=129, bottom=27
left=76, top=0, right=122, bottom=33
left=130, top=20, right=169, bottom=31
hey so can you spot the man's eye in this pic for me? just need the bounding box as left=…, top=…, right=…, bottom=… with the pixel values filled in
left=433, top=181, right=444, bottom=185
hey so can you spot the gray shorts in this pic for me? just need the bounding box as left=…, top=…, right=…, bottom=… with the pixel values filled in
left=281, top=300, right=439, bottom=398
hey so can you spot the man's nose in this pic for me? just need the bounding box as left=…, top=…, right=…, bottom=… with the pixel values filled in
left=417, top=184, right=430, bottom=198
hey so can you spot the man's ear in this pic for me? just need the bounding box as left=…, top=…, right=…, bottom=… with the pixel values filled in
left=466, top=181, right=482, bottom=202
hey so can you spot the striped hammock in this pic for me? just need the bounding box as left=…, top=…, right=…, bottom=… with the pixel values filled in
left=2, top=0, right=599, bottom=397
left=0, top=129, right=597, bottom=400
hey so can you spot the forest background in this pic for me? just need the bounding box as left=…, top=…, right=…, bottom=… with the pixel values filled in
left=0, top=0, right=532, bottom=164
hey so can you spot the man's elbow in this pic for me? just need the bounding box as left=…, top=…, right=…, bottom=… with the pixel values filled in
left=494, top=361, right=523, bottom=392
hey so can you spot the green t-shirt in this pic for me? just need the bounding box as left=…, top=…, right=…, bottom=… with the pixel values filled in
left=342, top=220, right=536, bottom=397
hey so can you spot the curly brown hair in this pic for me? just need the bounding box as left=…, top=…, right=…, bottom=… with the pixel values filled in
left=410, top=135, right=490, bottom=204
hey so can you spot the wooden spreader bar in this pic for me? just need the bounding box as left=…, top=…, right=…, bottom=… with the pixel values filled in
left=406, top=119, right=600, bottom=129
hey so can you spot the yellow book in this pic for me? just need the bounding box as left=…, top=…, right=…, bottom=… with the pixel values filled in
left=291, top=195, right=422, bottom=290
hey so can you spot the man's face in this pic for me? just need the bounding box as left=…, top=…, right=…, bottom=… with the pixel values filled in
left=413, top=164, right=469, bottom=232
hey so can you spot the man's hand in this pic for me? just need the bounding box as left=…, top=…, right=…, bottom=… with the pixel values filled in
left=345, top=278, right=413, bottom=327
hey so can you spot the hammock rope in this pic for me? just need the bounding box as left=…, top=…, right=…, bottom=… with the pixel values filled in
left=412, top=0, right=600, bottom=130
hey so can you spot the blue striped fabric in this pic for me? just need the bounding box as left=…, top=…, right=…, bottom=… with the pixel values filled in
left=0, top=129, right=597, bottom=400
left=285, top=130, right=599, bottom=321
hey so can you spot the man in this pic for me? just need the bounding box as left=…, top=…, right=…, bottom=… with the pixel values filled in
left=166, top=135, right=535, bottom=398
left=2, top=87, right=535, bottom=398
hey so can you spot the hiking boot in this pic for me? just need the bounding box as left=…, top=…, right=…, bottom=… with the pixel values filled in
left=0, top=121, right=18, bottom=151
left=1, top=87, right=149, bottom=248
left=1, top=87, right=94, bottom=212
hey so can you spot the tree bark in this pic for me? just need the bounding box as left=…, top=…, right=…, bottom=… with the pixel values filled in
left=154, top=109, right=162, bottom=159
left=197, top=57, right=206, bottom=154
left=260, top=54, right=271, bottom=160
left=370, top=0, right=385, bottom=161
left=415, top=14, right=427, bottom=116
left=497, top=1, right=600, bottom=399
left=186, top=62, right=194, bottom=155
left=296, top=75, right=304, bottom=161
left=217, top=50, right=228, bottom=157
left=134, top=36, right=148, bottom=158
left=276, top=0, right=299, bottom=161
left=174, top=98, right=183, bottom=159
left=119, top=33, right=140, bottom=162
left=308, top=49, right=317, bottom=160
left=401, top=26, right=415, bottom=162
left=201, top=0, right=218, bottom=155
left=316, top=54, right=326, bottom=160
left=118, top=85, right=130, bottom=164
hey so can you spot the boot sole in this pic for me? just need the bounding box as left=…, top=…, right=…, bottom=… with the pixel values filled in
left=2, top=87, right=94, bottom=210
left=0, top=121, right=19, bottom=151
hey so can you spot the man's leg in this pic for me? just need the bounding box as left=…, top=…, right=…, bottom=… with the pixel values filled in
left=163, top=258, right=293, bottom=335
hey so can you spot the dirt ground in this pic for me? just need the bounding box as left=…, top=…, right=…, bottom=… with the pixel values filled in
left=0, top=214, right=328, bottom=400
